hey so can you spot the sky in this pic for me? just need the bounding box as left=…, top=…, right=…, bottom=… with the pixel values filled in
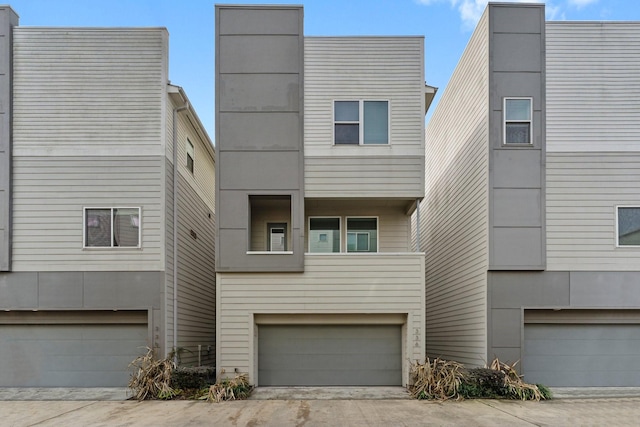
left=7, top=0, right=640, bottom=143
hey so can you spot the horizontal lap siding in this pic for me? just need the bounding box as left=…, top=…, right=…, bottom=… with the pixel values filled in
left=546, top=23, right=640, bottom=271
left=546, top=153, right=640, bottom=271
left=304, top=38, right=424, bottom=198
left=13, top=28, right=165, bottom=157
left=418, top=14, right=489, bottom=367
left=12, top=157, right=163, bottom=271
left=547, top=23, right=640, bottom=152
left=217, top=254, right=425, bottom=376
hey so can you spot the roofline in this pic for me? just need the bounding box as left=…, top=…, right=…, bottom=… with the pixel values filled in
left=168, top=84, right=215, bottom=160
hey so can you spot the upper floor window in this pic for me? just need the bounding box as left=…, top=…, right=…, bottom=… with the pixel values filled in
left=617, top=206, right=640, bottom=247
left=346, top=217, right=378, bottom=253
left=334, top=100, right=389, bottom=145
left=186, top=139, right=195, bottom=174
left=84, top=207, right=140, bottom=248
left=309, top=217, right=341, bottom=253
left=504, top=98, right=532, bottom=145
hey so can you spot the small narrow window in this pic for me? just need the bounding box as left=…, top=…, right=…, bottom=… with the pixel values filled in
left=504, top=98, right=532, bottom=144
left=186, top=139, right=195, bottom=174
left=617, top=206, right=640, bottom=246
left=84, top=207, right=140, bottom=248
left=268, top=222, right=287, bottom=251
left=346, top=217, right=378, bottom=253
left=334, top=100, right=389, bottom=145
left=309, top=217, right=340, bottom=253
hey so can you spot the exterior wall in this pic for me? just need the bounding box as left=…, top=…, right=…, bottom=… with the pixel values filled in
left=171, top=98, right=216, bottom=365
left=305, top=200, right=410, bottom=253
left=418, top=11, right=490, bottom=367
left=487, top=3, right=546, bottom=270
left=304, top=37, right=425, bottom=199
left=216, top=5, right=305, bottom=273
left=0, top=7, right=18, bottom=272
left=0, top=271, right=163, bottom=352
left=11, top=28, right=168, bottom=272
left=488, top=270, right=640, bottom=370
left=216, top=253, right=425, bottom=385
left=546, top=22, right=640, bottom=271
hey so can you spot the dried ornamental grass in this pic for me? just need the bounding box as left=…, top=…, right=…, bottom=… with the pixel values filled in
left=487, top=357, right=549, bottom=401
left=128, top=347, right=178, bottom=400
left=409, top=358, right=465, bottom=400
left=205, top=369, right=253, bottom=403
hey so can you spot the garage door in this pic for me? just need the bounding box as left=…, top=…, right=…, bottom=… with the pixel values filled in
left=523, top=324, right=640, bottom=386
left=0, top=311, right=148, bottom=387
left=258, top=324, right=402, bottom=386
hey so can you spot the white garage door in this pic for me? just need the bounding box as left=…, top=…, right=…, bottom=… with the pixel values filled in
left=0, top=311, right=148, bottom=387
left=523, top=323, right=640, bottom=387
left=258, top=324, right=402, bottom=386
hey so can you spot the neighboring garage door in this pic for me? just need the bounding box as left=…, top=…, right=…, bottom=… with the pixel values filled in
left=0, top=310, right=148, bottom=387
left=258, top=324, right=402, bottom=386
left=523, top=323, right=640, bottom=387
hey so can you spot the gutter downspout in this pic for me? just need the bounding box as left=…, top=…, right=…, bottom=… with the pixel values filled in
left=172, top=100, right=189, bottom=362
left=416, top=198, right=421, bottom=252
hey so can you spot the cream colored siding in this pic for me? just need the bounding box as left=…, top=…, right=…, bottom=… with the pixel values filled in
left=12, top=157, right=163, bottom=271
left=417, top=13, right=489, bottom=366
left=13, top=28, right=167, bottom=157
left=304, top=37, right=424, bottom=198
left=217, top=253, right=425, bottom=384
left=546, top=22, right=640, bottom=153
left=546, top=153, right=640, bottom=271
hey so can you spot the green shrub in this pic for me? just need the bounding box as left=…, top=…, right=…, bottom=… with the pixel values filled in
left=459, top=368, right=507, bottom=398
left=171, top=366, right=216, bottom=390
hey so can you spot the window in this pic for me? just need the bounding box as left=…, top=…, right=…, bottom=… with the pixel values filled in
left=268, top=223, right=287, bottom=251
left=617, top=206, right=640, bottom=246
left=346, top=217, right=378, bottom=252
left=84, top=207, right=140, bottom=248
left=504, top=98, right=532, bottom=144
left=186, top=139, right=194, bottom=173
left=309, top=217, right=340, bottom=253
left=334, top=100, right=389, bottom=145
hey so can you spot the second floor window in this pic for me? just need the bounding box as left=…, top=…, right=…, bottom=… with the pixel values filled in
left=617, top=206, right=640, bottom=247
left=334, top=100, right=389, bottom=145
left=84, top=207, right=140, bottom=248
left=186, top=139, right=195, bottom=174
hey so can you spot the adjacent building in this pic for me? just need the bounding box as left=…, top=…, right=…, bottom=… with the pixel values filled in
left=419, top=2, right=640, bottom=387
left=215, top=5, right=435, bottom=386
left=0, top=6, right=216, bottom=387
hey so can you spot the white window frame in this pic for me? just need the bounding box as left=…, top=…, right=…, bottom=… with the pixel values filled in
left=308, top=216, right=342, bottom=253
left=616, top=205, right=640, bottom=248
left=333, top=100, right=390, bottom=146
left=345, top=216, right=379, bottom=253
left=503, top=97, right=533, bottom=145
left=83, top=207, right=141, bottom=249
left=186, top=138, right=195, bottom=174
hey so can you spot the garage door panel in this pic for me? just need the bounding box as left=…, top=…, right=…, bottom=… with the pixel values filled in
left=258, top=324, right=402, bottom=386
left=524, top=323, right=640, bottom=387
left=0, top=316, right=148, bottom=387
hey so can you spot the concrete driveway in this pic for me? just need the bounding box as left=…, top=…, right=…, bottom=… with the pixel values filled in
left=2, top=397, right=640, bottom=426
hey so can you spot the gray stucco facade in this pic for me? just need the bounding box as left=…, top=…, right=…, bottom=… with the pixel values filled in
left=215, top=5, right=305, bottom=273
left=0, top=7, right=18, bottom=272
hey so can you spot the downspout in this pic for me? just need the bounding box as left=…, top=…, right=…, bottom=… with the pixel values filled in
left=172, top=100, right=189, bottom=361
left=415, top=198, right=421, bottom=252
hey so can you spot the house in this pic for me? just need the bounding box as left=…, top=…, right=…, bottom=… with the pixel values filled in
left=215, top=5, right=435, bottom=386
left=418, top=2, right=640, bottom=387
left=0, top=6, right=216, bottom=387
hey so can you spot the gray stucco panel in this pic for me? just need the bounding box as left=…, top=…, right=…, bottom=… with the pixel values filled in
left=570, top=271, right=640, bottom=307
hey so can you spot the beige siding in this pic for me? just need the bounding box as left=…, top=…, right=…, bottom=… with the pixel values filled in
left=306, top=201, right=410, bottom=253
left=546, top=22, right=640, bottom=153
left=304, top=37, right=425, bottom=198
left=217, top=253, right=425, bottom=385
left=12, top=157, right=163, bottom=271
left=13, top=28, right=167, bottom=157
left=417, top=13, right=489, bottom=367
left=546, top=153, right=640, bottom=271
